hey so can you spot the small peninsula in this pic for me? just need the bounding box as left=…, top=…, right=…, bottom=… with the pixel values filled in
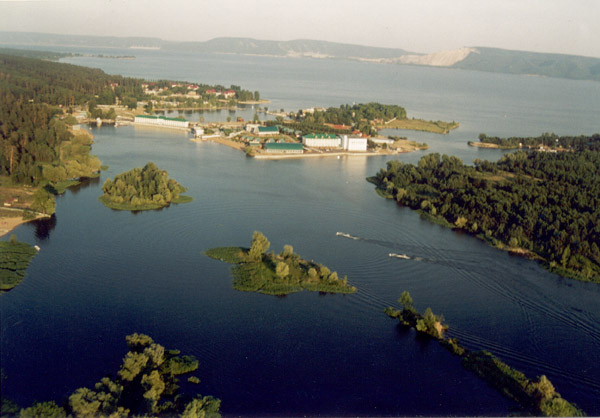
left=3, top=333, right=221, bottom=418
left=0, top=235, right=37, bottom=292
left=206, top=231, right=357, bottom=295
left=99, top=162, right=192, bottom=211
left=385, top=291, right=584, bottom=417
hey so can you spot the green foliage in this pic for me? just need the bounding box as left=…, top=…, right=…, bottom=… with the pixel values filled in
left=0, top=239, right=37, bottom=291
left=126, top=332, right=154, bottom=350
left=205, top=247, right=247, bottom=264
left=181, top=396, right=221, bottom=418
left=208, top=233, right=357, bottom=296
left=30, top=188, right=56, bottom=215
left=19, top=401, right=67, bottom=418
left=99, top=162, right=190, bottom=211
left=18, top=333, right=220, bottom=417
left=399, top=290, right=414, bottom=311
left=248, top=230, right=270, bottom=262
left=161, top=355, right=199, bottom=376
left=478, top=132, right=600, bottom=151
left=387, top=294, right=583, bottom=416
left=462, top=351, right=584, bottom=416
left=118, top=351, right=149, bottom=381
left=188, top=376, right=201, bottom=384
left=372, top=151, right=600, bottom=282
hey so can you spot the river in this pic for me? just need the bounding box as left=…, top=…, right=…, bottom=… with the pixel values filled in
left=1, top=47, right=600, bottom=416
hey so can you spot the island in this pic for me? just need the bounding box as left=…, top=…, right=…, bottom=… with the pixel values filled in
left=385, top=291, right=584, bottom=417
left=369, top=151, right=600, bottom=282
left=99, top=162, right=192, bottom=211
left=2, top=333, right=221, bottom=418
left=205, top=231, right=357, bottom=295
left=0, top=234, right=38, bottom=292
left=469, top=132, right=600, bottom=150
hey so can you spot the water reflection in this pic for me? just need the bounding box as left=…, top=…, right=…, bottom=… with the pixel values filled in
left=30, top=214, right=57, bottom=241
left=67, top=176, right=101, bottom=195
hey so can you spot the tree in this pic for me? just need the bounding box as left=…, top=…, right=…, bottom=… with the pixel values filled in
left=275, top=261, right=290, bottom=279
left=282, top=245, right=294, bottom=258
left=399, top=291, right=414, bottom=311
left=248, top=231, right=270, bottom=262
left=31, top=188, right=56, bottom=215
left=253, top=91, right=260, bottom=101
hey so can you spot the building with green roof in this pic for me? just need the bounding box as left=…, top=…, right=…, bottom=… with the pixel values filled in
left=134, top=114, right=189, bottom=129
left=263, top=142, right=303, bottom=154
left=258, top=126, right=279, bottom=136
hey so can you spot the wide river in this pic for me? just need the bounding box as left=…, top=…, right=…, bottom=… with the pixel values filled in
left=2, top=47, right=600, bottom=416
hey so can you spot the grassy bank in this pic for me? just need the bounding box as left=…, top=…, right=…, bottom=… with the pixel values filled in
left=378, top=118, right=459, bottom=134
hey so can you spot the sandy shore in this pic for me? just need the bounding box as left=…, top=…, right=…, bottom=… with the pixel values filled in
left=0, top=213, right=47, bottom=238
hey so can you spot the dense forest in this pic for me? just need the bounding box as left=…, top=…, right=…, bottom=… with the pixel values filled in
left=371, top=151, right=600, bottom=282
left=100, top=162, right=191, bottom=210
left=474, top=133, right=600, bottom=150
left=2, top=333, right=221, bottom=418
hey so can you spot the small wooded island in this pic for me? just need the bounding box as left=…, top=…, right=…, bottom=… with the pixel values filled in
left=206, top=231, right=357, bottom=295
left=99, top=162, right=192, bottom=211
left=385, top=291, right=584, bottom=417
left=0, top=235, right=37, bottom=292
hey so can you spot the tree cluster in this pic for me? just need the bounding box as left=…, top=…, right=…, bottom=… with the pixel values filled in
left=477, top=132, right=600, bottom=151
left=9, top=333, right=220, bottom=418
left=206, top=231, right=356, bottom=295
left=372, top=151, right=600, bottom=281
left=100, top=162, right=189, bottom=210
left=292, top=102, right=407, bottom=136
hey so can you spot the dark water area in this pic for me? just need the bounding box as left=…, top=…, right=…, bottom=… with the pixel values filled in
left=2, top=50, right=600, bottom=416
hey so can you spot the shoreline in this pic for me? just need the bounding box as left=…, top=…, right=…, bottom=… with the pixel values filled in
left=198, top=137, right=416, bottom=159
left=0, top=213, right=49, bottom=238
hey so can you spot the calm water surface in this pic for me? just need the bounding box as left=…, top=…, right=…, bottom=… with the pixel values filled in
left=1, top=49, right=600, bottom=416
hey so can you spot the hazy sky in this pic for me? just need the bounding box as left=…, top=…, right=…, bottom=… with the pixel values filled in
left=1, top=0, right=599, bottom=57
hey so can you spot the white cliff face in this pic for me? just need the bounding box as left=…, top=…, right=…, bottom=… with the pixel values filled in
left=396, top=47, right=477, bottom=66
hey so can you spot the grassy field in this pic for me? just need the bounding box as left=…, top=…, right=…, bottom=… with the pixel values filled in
left=378, top=118, right=459, bottom=134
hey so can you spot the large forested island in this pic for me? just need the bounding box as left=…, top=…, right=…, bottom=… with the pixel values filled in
left=2, top=333, right=221, bottom=418
left=370, top=150, right=600, bottom=282
left=385, top=292, right=584, bottom=417
left=206, top=231, right=357, bottom=295
left=99, top=163, right=192, bottom=211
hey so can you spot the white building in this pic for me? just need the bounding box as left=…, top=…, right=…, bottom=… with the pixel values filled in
left=134, top=115, right=189, bottom=129
left=302, top=134, right=341, bottom=148
left=193, top=127, right=205, bottom=137
left=341, top=135, right=368, bottom=152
